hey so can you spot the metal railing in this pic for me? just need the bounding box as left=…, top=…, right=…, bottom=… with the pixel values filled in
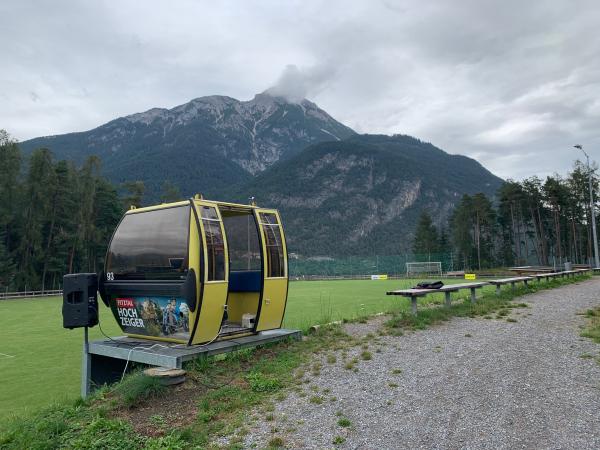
left=0, top=289, right=62, bottom=300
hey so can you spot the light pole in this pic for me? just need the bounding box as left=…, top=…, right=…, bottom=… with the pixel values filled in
left=575, top=145, right=599, bottom=268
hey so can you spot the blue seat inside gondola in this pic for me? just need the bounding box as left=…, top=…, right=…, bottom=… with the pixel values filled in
left=229, top=270, right=262, bottom=292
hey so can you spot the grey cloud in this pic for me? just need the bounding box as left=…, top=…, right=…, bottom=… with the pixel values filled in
left=266, top=64, right=336, bottom=102
left=1, top=0, right=599, bottom=180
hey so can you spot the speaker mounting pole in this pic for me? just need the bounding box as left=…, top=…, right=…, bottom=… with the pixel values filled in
left=81, top=326, right=91, bottom=398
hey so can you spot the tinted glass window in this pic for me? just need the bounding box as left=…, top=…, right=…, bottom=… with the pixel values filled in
left=259, top=213, right=285, bottom=278
left=222, top=212, right=261, bottom=271
left=201, top=206, right=225, bottom=281
left=106, top=206, right=190, bottom=280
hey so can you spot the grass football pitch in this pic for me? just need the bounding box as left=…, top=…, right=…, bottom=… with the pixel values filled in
left=0, top=278, right=474, bottom=419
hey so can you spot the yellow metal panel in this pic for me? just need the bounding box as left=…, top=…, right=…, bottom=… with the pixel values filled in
left=227, top=292, right=260, bottom=323
left=201, top=199, right=257, bottom=210
left=126, top=333, right=188, bottom=344
left=186, top=208, right=201, bottom=344
left=255, top=209, right=288, bottom=331
left=189, top=200, right=229, bottom=344
left=219, top=331, right=253, bottom=341
left=191, top=281, right=228, bottom=344
left=125, top=200, right=190, bottom=214
left=256, top=278, right=288, bottom=331
left=125, top=198, right=258, bottom=216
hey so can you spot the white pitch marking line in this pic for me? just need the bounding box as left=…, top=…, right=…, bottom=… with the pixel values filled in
left=0, top=352, right=15, bottom=358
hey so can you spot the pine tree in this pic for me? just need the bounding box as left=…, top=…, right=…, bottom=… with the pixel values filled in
left=17, top=148, right=55, bottom=289
left=122, top=180, right=145, bottom=209
left=160, top=181, right=182, bottom=203
left=0, top=130, right=21, bottom=260
left=438, top=227, right=451, bottom=254
left=412, top=212, right=439, bottom=256
left=0, top=229, right=15, bottom=290
left=91, top=178, right=123, bottom=272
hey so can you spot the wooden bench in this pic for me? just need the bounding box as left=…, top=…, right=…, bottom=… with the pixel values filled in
left=437, top=282, right=488, bottom=305
left=445, top=271, right=466, bottom=278
left=532, top=272, right=561, bottom=282
left=487, top=276, right=533, bottom=295
left=509, top=266, right=554, bottom=276
left=386, top=288, right=435, bottom=315
left=536, top=270, right=587, bottom=280
left=564, top=269, right=591, bottom=277
left=386, top=282, right=488, bottom=315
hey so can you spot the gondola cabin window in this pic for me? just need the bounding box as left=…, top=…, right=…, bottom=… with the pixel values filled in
left=201, top=206, right=225, bottom=281
left=259, top=212, right=285, bottom=278
left=106, top=205, right=190, bottom=280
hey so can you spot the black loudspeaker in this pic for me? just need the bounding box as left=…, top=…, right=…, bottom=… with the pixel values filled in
left=62, top=273, right=99, bottom=329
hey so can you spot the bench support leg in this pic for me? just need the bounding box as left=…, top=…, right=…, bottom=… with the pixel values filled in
left=511, top=282, right=515, bottom=292
left=444, top=291, right=451, bottom=308
left=410, top=296, right=418, bottom=316
left=470, top=288, right=476, bottom=303
left=495, top=285, right=501, bottom=296
left=524, top=280, right=529, bottom=288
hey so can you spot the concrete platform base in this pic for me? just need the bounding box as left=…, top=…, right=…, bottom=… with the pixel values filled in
left=81, top=329, right=301, bottom=397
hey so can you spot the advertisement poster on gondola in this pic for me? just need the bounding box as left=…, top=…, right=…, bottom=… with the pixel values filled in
left=111, top=296, right=190, bottom=340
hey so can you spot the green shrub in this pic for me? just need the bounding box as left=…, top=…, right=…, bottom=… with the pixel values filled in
left=337, top=417, right=351, bottom=427
left=69, top=417, right=145, bottom=449
left=268, top=436, right=285, bottom=448
left=113, top=373, right=165, bottom=408
left=333, top=435, right=346, bottom=444
left=245, top=372, right=283, bottom=393
left=145, top=432, right=187, bottom=450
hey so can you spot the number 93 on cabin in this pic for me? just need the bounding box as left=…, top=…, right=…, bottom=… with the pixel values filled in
left=97, top=196, right=289, bottom=345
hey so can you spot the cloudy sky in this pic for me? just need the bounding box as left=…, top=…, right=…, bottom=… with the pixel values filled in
left=1, top=0, right=599, bottom=179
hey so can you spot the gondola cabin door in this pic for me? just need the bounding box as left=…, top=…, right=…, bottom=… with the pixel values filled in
left=255, top=209, right=288, bottom=331
left=189, top=201, right=229, bottom=345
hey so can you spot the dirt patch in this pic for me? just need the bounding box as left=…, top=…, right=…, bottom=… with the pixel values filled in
left=110, top=344, right=283, bottom=437
left=113, top=379, right=202, bottom=437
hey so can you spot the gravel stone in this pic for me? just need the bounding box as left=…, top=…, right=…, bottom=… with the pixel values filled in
left=240, top=278, right=600, bottom=449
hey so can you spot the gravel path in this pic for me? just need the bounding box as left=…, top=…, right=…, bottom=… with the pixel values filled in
left=241, top=278, right=600, bottom=449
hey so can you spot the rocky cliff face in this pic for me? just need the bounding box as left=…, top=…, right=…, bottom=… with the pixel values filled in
left=235, top=135, right=503, bottom=255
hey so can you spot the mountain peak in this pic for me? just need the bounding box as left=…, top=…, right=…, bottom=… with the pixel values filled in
left=21, top=90, right=356, bottom=195
left=248, top=91, right=312, bottom=108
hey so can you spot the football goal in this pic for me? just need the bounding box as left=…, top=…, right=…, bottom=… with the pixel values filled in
left=406, top=261, right=442, bottom=277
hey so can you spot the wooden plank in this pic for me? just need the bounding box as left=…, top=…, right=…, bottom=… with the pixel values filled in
left=509, top=266, right=554, bottom=275
left=437, top=282, right=488, bottom=291
left=488, top=277, right=533, bottom=285
left=386, top=288, right=434, bottom=297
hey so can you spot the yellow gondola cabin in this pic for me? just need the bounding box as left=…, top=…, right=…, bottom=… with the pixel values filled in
left=98, top=196, right=288, bottom=345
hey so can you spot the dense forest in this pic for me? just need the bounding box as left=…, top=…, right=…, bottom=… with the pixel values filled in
left=2, top=128, right=598, bottom=291
left=0, top=130, right=121, bottom=291
left=413, top=161, right=599, bottom=270
left=0, top=131, right=189, bottom=292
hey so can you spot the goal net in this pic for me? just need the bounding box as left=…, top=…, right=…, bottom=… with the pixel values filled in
left=406, top=261, right=442, bottom=277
